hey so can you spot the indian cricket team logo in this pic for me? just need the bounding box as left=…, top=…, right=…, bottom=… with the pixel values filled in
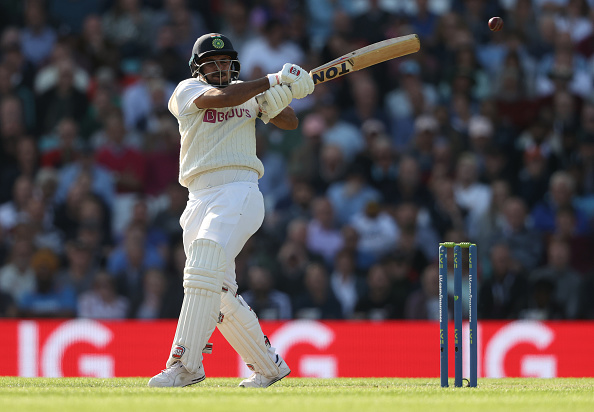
left=212, top=37, right=224, bottom=49
left=172, top=345, right=186, bottom=359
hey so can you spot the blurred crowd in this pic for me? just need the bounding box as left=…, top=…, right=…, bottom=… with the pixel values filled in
left=1, top=0, right=594, bottom=322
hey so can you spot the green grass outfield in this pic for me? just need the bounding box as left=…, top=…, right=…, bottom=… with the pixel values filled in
left=1, top=377, right=593, bottom=412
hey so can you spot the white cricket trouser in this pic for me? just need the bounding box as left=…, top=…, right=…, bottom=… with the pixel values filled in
left=180, top=170, right=264, bottom=295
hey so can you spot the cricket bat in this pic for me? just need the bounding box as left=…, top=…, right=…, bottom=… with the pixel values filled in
left=309, top=34, right=420, bottom=85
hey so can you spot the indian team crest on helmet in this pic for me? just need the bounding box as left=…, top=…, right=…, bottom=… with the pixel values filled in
left=212, top=35, right=225, bottom=49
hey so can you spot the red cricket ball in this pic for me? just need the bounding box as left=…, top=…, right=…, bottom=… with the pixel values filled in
left=488, top=17, right=504, bottom=32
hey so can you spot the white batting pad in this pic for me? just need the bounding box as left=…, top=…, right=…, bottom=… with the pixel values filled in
left=166, top=239, right=226, bottom=374
left=217, top=291, right=280, bottom=377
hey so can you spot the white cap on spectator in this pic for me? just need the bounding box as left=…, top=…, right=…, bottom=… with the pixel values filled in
left=468, top=115, right=494, bottom=138
left=414, top=114, right=439, bottom=133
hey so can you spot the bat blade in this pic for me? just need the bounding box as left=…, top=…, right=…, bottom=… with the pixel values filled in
left=309, top=34, right=420, bottom=85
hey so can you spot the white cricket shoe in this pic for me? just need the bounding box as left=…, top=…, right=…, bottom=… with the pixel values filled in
left=147, top=361, right=205, bottom=387
left=239, top=355, right=291, bottom=388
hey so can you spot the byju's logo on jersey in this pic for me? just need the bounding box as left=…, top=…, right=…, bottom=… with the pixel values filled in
left=204, top=108, right=252, bottom=123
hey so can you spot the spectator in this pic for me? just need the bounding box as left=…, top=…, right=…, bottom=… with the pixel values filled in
left=33, top=40, right=90, bottom=95
left=101, top=0, right=156, bottom=58
left=55, top=239, right=99, bottom=298
left=391, top=201, right=438, bottom=268
left=305, top=197, right=343, bottom=266
left=121, top=59, right=174, bottom=133
left=114, top=197, right=168, bottom=260
left=329, top=249, right=366, bottom=319
left=366, top=134, right=397, bottom=199
left=47, top=0, right=105, bottom=35
left=405, top=263, right=441, bottom=320
left=19, top=0, right=56, bottom=68
left=531, top=170, right=591, bottom=234
left=219, top=0, right=257, bottom=56
left=472, top=179, right=511, bottom=264
left=95, top=110, right=147, bottom=194
left=106, top=223, right=165, bottom=303
left=289, top=113, right=326, bottom=184
left=0, top=289, right=17, bottom=317
left=74, top=15, right=121, bottom=74
left=0, top=175, right=34, bottom=233
left=81, top=84, right=120, bottom=141
left=579, top=270, right=594, bottom=318
left=428, top=176, right=469, bottom=239
left=550, top=206, right=594, bottom=275
left=385, top=60, right=439, bottom=149
left=0, top=238, right=35, bottom=303
left=349, top=201, right=398, bottom=263
left=40, top=117, right=82, bottom=169
left=270, top=178, right=315, bottom=236
left=21, top=195, right=62, bottom=254
left=159, top=241, right=185, bottom=319
left=353, top=262, right=396, bottom=320
left=0, top=136, right=39, bottom=204
left=276, top=217, right=323, bottom=296
left=18, top=248, right=76, bottom=318
left=0, top=62, right=36, bottom=132
left=515, top=146, right=552, bottom=210
left=406, top=115, right=441, bottom=180
left=326, top=164, right=381, bottom=226
left=319, top=100, right=365, bottom=163
left=256, top=131, right=290, bottom=213
left=143, top=118, right=180, bottom=196
left=478, top=243, right=528, bottom=319
left=313, top=144, right=347, bottom=194
left=490, top=196, right=544, bottom=272
left=242, top=265, right=292, bottom=320
left=453, top=152, right=492, bottom=230
left=131, top=268, right=167, bottom=319
left=54, top=180, right=112, bottom=247
left=386, top=154, right=434, bottom=208
left=36, top=59, right=89, bottom=136
left=54, top=142, right=115, bottom=209
left=528, top=237, right=583, bottom=319
left=152, top=182, right=186, bottom=245
left=239, top=18, right=305, bottom=81
left=339, top=225, right=376, bottom=272
left=78, top=271, right=129, bottom=319
left=153, top=0, right=207, bottom=58
left=293, top=262, right=342, bottom=320
left=342, top=73, right=390, bottom=130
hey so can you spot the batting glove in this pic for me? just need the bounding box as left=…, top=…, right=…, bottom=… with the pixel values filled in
left=290, top=74, right=315, bottom=99
left=257, top=84, right=293, bottom=123
left=267, top=63, right=305, bottom=87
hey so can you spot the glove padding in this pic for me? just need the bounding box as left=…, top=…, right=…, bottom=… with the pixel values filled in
left=290, top=74, right=315, bottom=99
left=267, top=63, right=305, bottom=87
left=257, top=84, right=293, bottom=123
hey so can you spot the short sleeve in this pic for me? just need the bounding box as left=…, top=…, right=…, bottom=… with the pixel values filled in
left=168, top=80, right=212, bottom=118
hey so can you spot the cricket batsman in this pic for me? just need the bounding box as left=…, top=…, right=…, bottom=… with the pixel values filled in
left=147, top=33, right=314, bottom=388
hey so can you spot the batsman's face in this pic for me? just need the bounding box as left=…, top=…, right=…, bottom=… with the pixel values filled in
left=200, top=55, right=233, bottom=85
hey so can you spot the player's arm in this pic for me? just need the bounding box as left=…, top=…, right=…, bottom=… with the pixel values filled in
left=193, top=63, right=314, bottom=109
left=194, top=77, right=269, bottom=109
left=269, top=106, right=298, bottom=130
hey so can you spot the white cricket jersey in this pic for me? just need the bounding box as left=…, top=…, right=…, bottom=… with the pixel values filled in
left=168, top=78, right=265, bottom=188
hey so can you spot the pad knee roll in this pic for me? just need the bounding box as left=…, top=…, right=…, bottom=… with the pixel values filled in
left=217, top=291, right=280, bottom=377
left=167, top=239, right=226, bottom=373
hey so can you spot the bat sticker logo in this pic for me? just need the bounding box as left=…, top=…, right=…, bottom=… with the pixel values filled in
left=312, top=61, right=352, bottom=85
